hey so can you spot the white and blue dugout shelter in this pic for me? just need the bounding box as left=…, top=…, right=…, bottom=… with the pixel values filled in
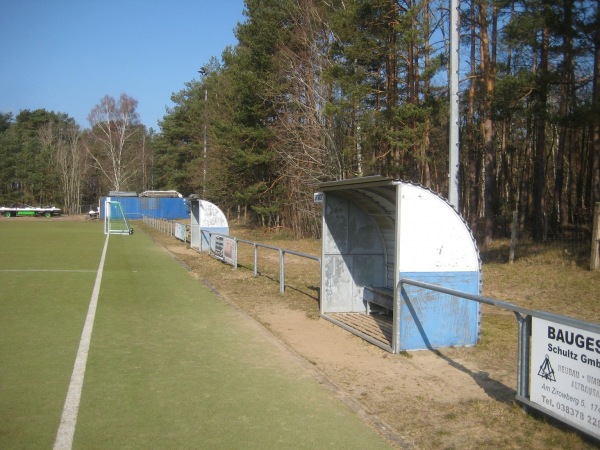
left=188, top=198, right=229, bottom=252
left=318, top=176, right=481, bottom=352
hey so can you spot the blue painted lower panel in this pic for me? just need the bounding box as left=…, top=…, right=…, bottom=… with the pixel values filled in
left=398, top=271, right=480, bottom=351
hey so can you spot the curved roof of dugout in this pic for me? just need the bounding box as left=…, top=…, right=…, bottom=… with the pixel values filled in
left=318, top=176, right=481, bottom=275
left=188, top=198, right=228, bottom=229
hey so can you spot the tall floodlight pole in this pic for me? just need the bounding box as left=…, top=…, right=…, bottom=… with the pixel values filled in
left=203, top=87, right=207, bottom=198
left=448, top=0, right=460, bottom=210
left=199, top=68, right=208, bottom=198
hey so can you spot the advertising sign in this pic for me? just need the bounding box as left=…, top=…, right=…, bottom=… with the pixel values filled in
left=213, top=235, right=237, bottom=267
left=175, top=223, right=186, bottom=241
left=531, top=317, right=600, bottom=438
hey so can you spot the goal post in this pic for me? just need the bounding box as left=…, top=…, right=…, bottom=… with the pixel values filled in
left=104, top=200, right=133, bottom=235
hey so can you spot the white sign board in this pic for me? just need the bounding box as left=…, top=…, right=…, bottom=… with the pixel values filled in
left=531, top=317, right=600, bottom=438
left=175, top=223, right=187, bottom=242
left=213, top=235, right=237, bottom=267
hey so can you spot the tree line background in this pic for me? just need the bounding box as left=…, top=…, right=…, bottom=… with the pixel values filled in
left=0, top=95, right=151, bottom=216
left=1, top=0, right=599, bottom=246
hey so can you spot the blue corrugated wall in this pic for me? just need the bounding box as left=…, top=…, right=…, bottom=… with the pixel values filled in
left=100, top=197, right=189, bottom=220
left=399, top=271, right=480, bottom=351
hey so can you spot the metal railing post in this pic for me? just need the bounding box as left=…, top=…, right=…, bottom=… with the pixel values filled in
left=233, top=237, right=238, bottom=269
left=280, top=250, right=285, bottom=294
left=253, top=244, right=258, bottom=276
left=393, top=285, right=401, bottom=353
left=515, top=312, right=531, bottom=402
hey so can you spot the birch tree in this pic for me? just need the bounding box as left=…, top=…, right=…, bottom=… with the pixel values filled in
left=39, top=121, right=86, bottom=214
left=87, top=94, right=141, bottom=192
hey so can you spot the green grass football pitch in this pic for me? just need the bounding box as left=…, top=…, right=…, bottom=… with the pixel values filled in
left=0, top=220, right=392, bottom=449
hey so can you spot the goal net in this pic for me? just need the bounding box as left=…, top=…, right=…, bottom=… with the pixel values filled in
left=104, top=201, right=133, bottom=235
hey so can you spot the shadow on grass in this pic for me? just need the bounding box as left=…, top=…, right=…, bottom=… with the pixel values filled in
left=431, top=349, right=517, bottom=403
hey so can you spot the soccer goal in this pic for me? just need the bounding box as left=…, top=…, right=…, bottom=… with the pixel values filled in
left=104, top=200, right=133, bottom=235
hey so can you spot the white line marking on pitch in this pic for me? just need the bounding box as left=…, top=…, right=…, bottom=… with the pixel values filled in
left=53, top=233, right=110, bottom=450
left=0, top=269, right=95, bottom=273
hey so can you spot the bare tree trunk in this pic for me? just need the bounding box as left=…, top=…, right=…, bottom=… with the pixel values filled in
left=533, top=22, right=550, bottom=240
left=592, top=0, right=600, bottom=205
left=467, top=1, right=479, bottom=234
left=421, top=0, right=432, bottom=188
left=386, top=0, right=400, bottom=177
left=479, top=0, right=497, bottom=246
left=554, top=0, right=575, bottom=230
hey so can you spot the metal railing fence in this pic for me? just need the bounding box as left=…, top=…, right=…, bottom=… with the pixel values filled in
left=142, top=216, right=320, bottom=296
left=397, top=277, right=600, bottom=440
left=200, top=230, right=321, bottom=294
left=143, top=216, right=190, bottom=242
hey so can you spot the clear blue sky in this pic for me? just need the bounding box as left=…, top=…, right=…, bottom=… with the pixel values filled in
left=0, top=0, right=245, bottom=131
